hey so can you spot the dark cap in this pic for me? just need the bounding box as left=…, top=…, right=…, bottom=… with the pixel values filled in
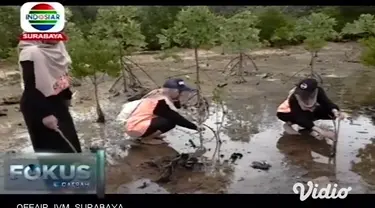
left=296, top=78, right=318, bottom=93
left=163, top=78, right=194, bottom=92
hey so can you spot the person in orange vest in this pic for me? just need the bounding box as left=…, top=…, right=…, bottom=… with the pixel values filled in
left=276, top=78, right=345, bottom=140
left=125, top=78, right=204, bottom=145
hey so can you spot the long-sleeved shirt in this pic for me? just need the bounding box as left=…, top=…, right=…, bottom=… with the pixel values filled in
left=20, top=60, right=72, bottom=118
left=153, top=99, right=197, bottom=130
left=289, top=87, right=339, bottom=129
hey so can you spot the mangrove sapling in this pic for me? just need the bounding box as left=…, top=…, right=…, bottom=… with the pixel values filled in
left=209, top=83, right=228, bottom=165
left=155, top=81, right=227, bottom=179
left=123, top=57, right=159, bottom=87
left=69, top=34, right=118, bottom=123
left=293, top=12, right=337, bottom=82
left=270, top=16, right=298, bottom=49
left=341, top=14, right=375, bottom=40
left=94, top=6, right=147, bottom=93
left=157, top=6, right=220, bottom=147
left=360, top=37, right=375, bottom=67
left=219, top=10, right=261, bottom=84
left=341, top=14, right=375, bottom=63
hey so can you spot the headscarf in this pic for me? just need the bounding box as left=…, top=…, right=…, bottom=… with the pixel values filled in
left=289, top=87, right=318, bottom=112
left=18, top=41, right=72, bottom=97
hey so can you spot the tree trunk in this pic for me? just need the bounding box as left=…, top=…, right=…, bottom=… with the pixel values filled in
left=239, top=52, right=243, bottom=76
left=194, top=47, right=204, bottom=147
left=194, top=47, right=201, bottom=88
left=309, top=51, right=316, bottom=74
left=121, top=68, right=128, bottom=93
left=119, top=42, right=128, bottom=92
left=93, top=74, right=105, bottom=123
left=238, top=52, right=246, bottom=83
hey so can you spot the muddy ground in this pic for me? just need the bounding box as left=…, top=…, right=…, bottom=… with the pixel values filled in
left=1, top=42, right=375, bottom=194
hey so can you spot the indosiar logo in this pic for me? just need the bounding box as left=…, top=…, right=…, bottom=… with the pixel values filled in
left=20, top=2, right=65, bottom=33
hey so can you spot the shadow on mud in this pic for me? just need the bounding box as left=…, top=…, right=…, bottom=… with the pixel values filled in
left=276, top=134, right=335, bottom=179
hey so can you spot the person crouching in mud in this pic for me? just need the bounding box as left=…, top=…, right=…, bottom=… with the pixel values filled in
left=125, top=78, right=204, bottom=145
left=276, top=78, right=345, bottom=140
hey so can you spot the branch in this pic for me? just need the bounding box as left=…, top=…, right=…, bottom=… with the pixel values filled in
left=203, top=124, right=221, bottom=143
left=311, top=71, right=323, bottom=85
left=108, top=75, right=123, bottom=92
left=243, top=53, right=259, bottom=71
left=222, top=56, right=240, bottom=73
left=283, top=67, right=308, bottom=84
left=227, top=61, right=240, bottom=75
left=97, top=73, right=107, bottom=84
left=123, top=61, right=143, bottom=87
left=123, top=57, right=160, bottom=88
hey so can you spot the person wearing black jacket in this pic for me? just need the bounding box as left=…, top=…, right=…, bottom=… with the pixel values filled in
left=276, top=78, right=345, bottom=140
left=18, top=40, right=81, bottom=153
left=125, top=78, right=204, bottom=145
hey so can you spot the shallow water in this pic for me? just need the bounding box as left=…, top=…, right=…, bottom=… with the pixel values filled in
left=2, top=92, right=375, bottom=194
left=162, top=100, right=375, bottom=193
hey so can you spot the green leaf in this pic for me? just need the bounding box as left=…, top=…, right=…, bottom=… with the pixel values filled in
left=295, top=12, right=337, bottom=52
left=68, top=34, right=118, bottom=79
left=360, top=37, right=375, bottom=67
left=341, top=14, right=375, bottom=37
left=158, top=6, right=220, bottom=49
left=219, top=10, right=262, bottom=53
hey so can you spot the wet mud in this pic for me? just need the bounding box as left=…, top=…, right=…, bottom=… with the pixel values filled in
left=1, top=42, right=375, bottom=193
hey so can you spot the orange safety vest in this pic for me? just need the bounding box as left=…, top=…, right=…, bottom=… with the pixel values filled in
left=277, top=98, right=291, bottom=113
left=125, top=95, right=178, bottom=137
left=277, top=88, right=296, bottom=113
left=125, top=98, right=158, bottom=137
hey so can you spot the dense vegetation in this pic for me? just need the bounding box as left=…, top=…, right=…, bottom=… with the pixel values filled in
left=2, top=6, right=375, bottom=121
left=2, top=6, right=375, bottom=58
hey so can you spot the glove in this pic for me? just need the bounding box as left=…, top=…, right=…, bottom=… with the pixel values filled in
left=332, top=109, right=346, bottom=120
left=42, top=115, right=59, bottom=130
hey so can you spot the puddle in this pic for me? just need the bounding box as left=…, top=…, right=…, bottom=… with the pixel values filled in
left=158, top=99, right=375, bottom=193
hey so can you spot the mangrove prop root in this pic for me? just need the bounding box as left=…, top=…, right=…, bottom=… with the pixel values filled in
left=108, top=75, right=123, bottom=92
left=123, top=62, right=142, bottom=87
left=123, top=57, right=160, bottom=88
left=224, top=53, right=259, bottom=75
left=222, top=56, right=240, bottom=73
left=283, top=67, right=308, bottom=84
left=243, top=53, right=259, bottom=71
left=224, top=55, right=258, bottom=84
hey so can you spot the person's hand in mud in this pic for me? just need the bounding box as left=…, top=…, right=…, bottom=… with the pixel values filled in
left=42, top=115, right=59, bottom=130
left=321, top=130, right=336, bottom=141
left=312, top=126, right=335, bottom=140
left=332, top=109, right=346, bottom=120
